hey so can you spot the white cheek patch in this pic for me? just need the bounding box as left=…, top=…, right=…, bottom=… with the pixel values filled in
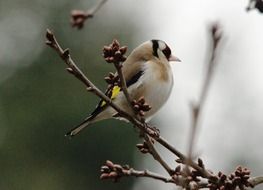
left=158, top=41, right=166, bottom=51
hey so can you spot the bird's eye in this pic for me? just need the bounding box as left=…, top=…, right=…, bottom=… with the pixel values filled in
left=162, top=45, right=171, bottom=60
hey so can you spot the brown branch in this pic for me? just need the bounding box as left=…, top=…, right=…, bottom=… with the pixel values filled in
left=100, top=160, right=210, bottom=188
left=156, top=136, right=215, bottom=181
left=249, top=176, right=263, bottom=186
left=104, top=39, right=135, bottom=115
left=100, top=160, right=263, bottom=189
left=100, top=160, right=175, bottom=183
left=126, top=169, right=175, bottom=183
left=144, top=134, right=174, bottom=175
left=71, top=0, right=108, bottom=29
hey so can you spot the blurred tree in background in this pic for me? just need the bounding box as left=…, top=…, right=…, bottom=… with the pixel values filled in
left=0, top=0, right=142, bottom=189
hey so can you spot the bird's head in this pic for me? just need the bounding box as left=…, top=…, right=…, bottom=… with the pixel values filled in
left=129, top=40, right=181, bottom=63
left=151, top=39, right=181, bottom=62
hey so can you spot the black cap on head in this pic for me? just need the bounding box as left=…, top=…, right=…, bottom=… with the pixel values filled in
left=151, top=40, right=159, bottom=58
left=151, top=39, right=171, bottom=60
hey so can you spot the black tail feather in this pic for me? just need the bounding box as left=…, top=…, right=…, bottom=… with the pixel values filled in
left=65, top=116, right=93, bottom=137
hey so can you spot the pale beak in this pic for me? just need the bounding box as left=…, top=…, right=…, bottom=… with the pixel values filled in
left=169, top=55, right=181, bottom=62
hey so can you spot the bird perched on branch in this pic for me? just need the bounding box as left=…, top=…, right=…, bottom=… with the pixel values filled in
left=66, top=40, right=181, bottom=137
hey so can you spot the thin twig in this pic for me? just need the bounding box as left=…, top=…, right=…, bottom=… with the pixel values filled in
left=249, top=176, right=263, bottom=186
left=126, top=169, right=175, bottom=183
left=144, top=134, right=174, bottom=175
left=100, top=160, right=210, bottom=188
left=114, top=63, right=135, bottom=114
left=187, top=24, right=222, bottom=161
left=156, top=136, right=214, bottom=180
left=100, top=160, right=176, bottom=183
left=91, top=0, right=108, bottom=15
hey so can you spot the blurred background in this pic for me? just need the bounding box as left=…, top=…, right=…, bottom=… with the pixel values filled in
left=0, top=0, right=263, bottom=190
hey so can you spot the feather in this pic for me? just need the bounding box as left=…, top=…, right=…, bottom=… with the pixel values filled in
left=65, top=116, right=92, bottom=137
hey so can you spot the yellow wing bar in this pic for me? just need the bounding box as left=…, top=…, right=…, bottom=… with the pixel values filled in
left=101, top=86, right=121, bottom=107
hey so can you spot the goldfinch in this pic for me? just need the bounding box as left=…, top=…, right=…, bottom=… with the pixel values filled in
left=66, top=40, right=181, bottom=137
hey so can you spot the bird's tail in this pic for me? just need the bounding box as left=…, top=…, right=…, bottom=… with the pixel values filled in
left=65, top=105, right=114, bottom=137
left=65, top=116, right=93, bottom=137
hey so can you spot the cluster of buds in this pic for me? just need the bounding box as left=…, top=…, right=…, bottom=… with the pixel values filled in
left=100, top=160, right=130, bottom=182
left=211, top=24, right=222, bottom=50
left=136, top=141, right=150, bottom=154
left=103, top=40, right=127, bottom=64
left=70, top=10, right=93, bottom=29
left=104, top=72, right=119, bottom=86
left=131, top=97, right=151, bottom=117
left=208, top=166, right=253, bottom=190
left=171, top=164, right=204, bottom=189
left=173, top=159, right=253, bottom=190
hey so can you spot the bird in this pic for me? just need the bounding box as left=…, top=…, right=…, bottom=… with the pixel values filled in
left=66, top=39, right=181, bottom=137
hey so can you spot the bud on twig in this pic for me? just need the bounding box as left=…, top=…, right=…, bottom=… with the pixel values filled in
left=131, top=96, right=151, bottom=117
left=104, top=72, right=119, bottom=86
left=103, top=40, right=127, bottom=64
left=136, top=141, right=150, bottom=154
left=70, top=10, right=93, bottom=29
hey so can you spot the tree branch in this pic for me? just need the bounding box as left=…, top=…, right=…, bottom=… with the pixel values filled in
left=100, top=160, right=210, bottom=188
left=144, top=134, right=174, bottom=175
left=187, top=23, right=222, bottom=162
left=127, top=169, right=175, bottom=183
left=100, top=160, right=175, bottom=183
left=249, top=176, right=263, bottom=186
